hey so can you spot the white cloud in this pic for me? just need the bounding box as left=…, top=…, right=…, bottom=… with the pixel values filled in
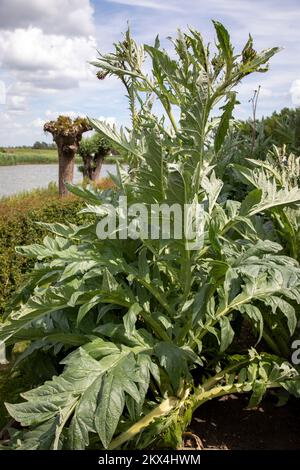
left=32, top=117, right=45, bottom=128
left=0, top=0, right=299, bottom=146
left=0, top=111, right=23, bottom=129
left=0, top=0, right=95, bottom=36
left=0, top=28, right=97, bottom=92
left=107, top=0, right=182, bottom=11
left=0, top=80, right=6, bottom=105
left=7, top=95, right=27, bottom=111
left=31, top=110, right=88, bottom=131
left=33, top=111, right=116, bottom=128
left=1, top=112, right=12, bottom=124
left=290, top=80, right=300, bottom=105
left=97, top=116, right=116, bottom=127
left=45, top=109, right=87, bottom=120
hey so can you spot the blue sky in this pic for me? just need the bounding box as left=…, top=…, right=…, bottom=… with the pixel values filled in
left=0, top=0, right=299, bottom=146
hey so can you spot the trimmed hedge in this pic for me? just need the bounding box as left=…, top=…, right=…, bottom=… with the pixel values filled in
left=0, top=197, right=87, bottom=316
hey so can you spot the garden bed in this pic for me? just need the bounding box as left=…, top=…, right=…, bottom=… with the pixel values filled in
left=188, top=394, right=300, bottom=450
left=3, top=387, right=297, bottom=450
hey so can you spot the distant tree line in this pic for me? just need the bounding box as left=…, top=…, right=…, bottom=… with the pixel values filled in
left=1, top=142, right=57, bottom=151
left=32, top=141, right=57, bottom=149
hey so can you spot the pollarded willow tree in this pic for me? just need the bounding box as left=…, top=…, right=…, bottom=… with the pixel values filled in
left=44, top=116, right=92, bottom=197
left=77, top=133, right=111, bottom=182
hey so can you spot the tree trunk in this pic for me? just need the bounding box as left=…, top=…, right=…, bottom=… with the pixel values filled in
left=82, top=155, right=93, bottom=181
left=82, top=153, right=105, bottom=182
left=90, top=153, right=105, bottom=181
left=57, top=144, right=76, bottom=197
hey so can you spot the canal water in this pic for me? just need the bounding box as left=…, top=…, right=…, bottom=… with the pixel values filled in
left=0, top=164, right=117, bottom=197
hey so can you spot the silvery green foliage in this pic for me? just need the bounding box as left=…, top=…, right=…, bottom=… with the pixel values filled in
left=1, top=22, right=300, bottom=450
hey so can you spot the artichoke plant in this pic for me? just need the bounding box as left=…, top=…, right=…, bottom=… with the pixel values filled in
left=1, top=22, right=300, bottom=450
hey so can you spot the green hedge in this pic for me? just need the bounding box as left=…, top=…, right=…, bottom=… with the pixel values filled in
left=0, top=198, right=87, bottom=316
left=0, top=194, right=93, bottom=428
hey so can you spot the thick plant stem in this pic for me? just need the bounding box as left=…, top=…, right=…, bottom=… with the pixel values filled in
left=166, top=107, right=178, bottom=134
left=108, top=396, right=178, bottom=450
left=138, top=277, right=175, bottom=317
left=261, top=327, right=282, bottom=357
left=161, top=378, right=281, bottom=449
left=182, top=247, right=191, bottom=299
left=171, top=381, right=280, bottom=440
left=108, top=361, right=247, bottom=449
left=108, top=371, right=280, bottom=450
left=140, top=310, right=171, bottom=343
left=263, top=318, right=290, bottom=358
left=142, top=76, right=178, bottom=133
left=274, top=210, right=298, bottom=260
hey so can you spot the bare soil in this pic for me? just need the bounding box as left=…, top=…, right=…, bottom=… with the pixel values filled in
left=188, top=393, right=300, bottom=450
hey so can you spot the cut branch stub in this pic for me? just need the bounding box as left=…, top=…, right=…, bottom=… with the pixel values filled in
left=44, top=115, right=92, bottom=197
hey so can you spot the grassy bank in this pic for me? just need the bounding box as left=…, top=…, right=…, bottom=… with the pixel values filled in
left=0, top=148, right=122, bottom=166
left=0, top=148, right=58, bottom=165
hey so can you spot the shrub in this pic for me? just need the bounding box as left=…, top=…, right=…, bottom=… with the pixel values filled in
left=0, top=190, right=89, bottom=316
left=1, top=22, right=300, bottom=450
left=237, top=107, right=300, bottom=159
